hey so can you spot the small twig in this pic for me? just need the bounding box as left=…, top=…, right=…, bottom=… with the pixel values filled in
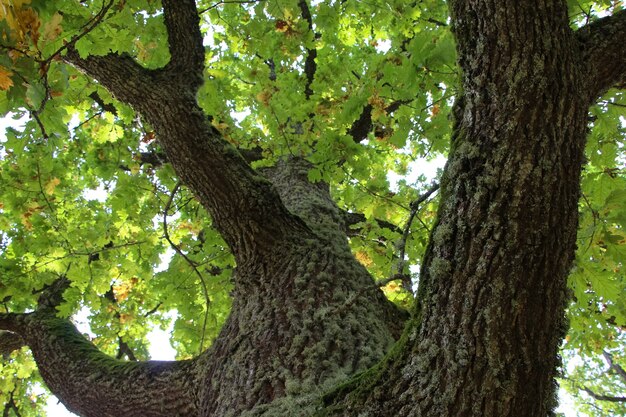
left=163, top=182, right=210, bottom=353
left=49, top=0, right=115, bottom=63
left=421, top=17, right=448, bottom=27
left=199, top=0, right=265, bottom=13
left=603, top=351, right=626, bottom=383
left=581, top=192, right=598, bottom=254
left=391, top=182, right=440, bottom=289
left=599, top=100, right=626, bottom=108
left=143, top=302, right=162, bottom=318
left=341, top=167, right=410, bottom=211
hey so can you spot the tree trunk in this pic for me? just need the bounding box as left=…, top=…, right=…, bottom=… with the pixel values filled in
left=195, top=158, right=406, bottom=416
left=319, top=1, right=620, bottom=416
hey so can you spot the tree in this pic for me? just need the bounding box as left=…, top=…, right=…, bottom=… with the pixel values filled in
left=0, top=0, right=625, bottom=416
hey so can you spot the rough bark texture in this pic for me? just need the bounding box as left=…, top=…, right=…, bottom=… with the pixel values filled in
left=2, top=1, right=626, bottom=416
left=319, top=1, right=625, bottom=417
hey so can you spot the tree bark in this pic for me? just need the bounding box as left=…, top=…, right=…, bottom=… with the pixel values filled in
left=319, top=1, right=626, bottom=416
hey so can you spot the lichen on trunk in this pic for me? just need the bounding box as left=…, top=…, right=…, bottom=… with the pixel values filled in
left=195, top=156, right=406, bottom=416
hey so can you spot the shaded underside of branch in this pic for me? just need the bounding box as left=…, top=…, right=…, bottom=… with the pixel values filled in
left=577, top=9, right=626, bottom=99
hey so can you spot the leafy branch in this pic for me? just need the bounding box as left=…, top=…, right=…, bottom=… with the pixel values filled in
left=2, top=390, right=23, bottom=417
left=391, top=182, right=440, bottom=289
left=162, top=182, right=210, bottom=353
left=603, top=351, right=626, bottom=383
left=199, top=0, right=266, bottom=14
left=582, top=387, right=626, bottom=403
left=298, top=0, right=318, bottom=100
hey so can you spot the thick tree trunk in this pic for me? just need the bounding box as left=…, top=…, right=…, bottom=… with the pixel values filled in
left=194, top=158, right=406, bottom=416
left=320, top=1, right=596, bottom=416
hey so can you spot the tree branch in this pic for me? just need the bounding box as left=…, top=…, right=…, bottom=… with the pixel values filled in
left=603, top=350, right=626, bottom=383
left=583, top=386, right=626, bottom=403
left=162, top=182, right=210, bottom=352
left=4, top=391, right=23, bottom=417
left=0, top=331, right=25, bottom=358
left=19, top=312, right=199, bottom=417
left=162, top=0, right=206, bottom=90
left=298, top=0, right=318, bottom=99
left=63, top=50, right=156, bottom=108
left=341, top=210, right=402, bottom=236
left=577, top=9, right=626, bottom=99
left=1, top=269, right=199, bottom=416
left=392, top=182, right=440, bottom=289
left=348, top=99, right=412, bottom=143
left=62, top=1, right=312, bottom=259
left=0, top=312, right=23, bottom=334
left=88, top=91, right=117, bottom=115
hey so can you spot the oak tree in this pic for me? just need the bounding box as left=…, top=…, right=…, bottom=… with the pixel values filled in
left=1, top=0, right=625, bottom=416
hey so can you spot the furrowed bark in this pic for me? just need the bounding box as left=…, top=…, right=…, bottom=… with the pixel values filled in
left=161, top=0, right=205, bottom=89
left=0, top=312, right=198, bottom=416
left=320, top=1, right=591, bottom=416
left=576, top=9, right=626, bottom=99
left=194, top=157, right=407, bottom=416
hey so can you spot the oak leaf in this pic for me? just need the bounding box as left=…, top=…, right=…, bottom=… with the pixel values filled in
left=0, top=66, right=14, bottom=90
left=44, top=177, right=61, bottom=195
left=42, top=12, right=62, bottom=41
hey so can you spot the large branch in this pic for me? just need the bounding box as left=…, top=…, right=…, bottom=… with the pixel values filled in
left=162, top=0, right=205, bottom=89
left=63, top=4, right=312, bottom=257
left=1, top=277, right=200, bottom=416
left=0, top=331, right=25, bottom=357
left=577, top=9, right=626, bottom=99
left=5, top=312, right=199, bottom=417
left=64, top=50, right=156, bottom=107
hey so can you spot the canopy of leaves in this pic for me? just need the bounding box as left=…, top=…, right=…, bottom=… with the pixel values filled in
left=0, top=0, right=624, bottom=415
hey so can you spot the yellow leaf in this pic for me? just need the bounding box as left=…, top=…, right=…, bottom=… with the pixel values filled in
left=119, top=313, right=133, bottom=324
left=130, top=164, right=140, bottom=175
left=113, top=282, right=132, bottom=301
left=211, top=119, right=229, bottom=132
left=44, top=177, right=60, bottom=195
left=256, top=90, right=272, bottom=106
left=355, top=251, right=373, bottom=267
left=20, top=211, right=33, bottom=230
left=16, top=6, right=39, bottom=43
left=42, top=12, right=62, bottom=41
left=0, top=65, right=13, bottom=90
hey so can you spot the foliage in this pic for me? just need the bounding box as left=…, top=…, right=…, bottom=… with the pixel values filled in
left=0, top=0, right=623, bottom=415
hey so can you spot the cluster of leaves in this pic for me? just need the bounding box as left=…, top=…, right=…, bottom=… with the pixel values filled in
left=197, top=0, right=454, bottom=286
left=0, top=0, right=623, bottom=415
left=561, top=87, right=626, bottom=415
